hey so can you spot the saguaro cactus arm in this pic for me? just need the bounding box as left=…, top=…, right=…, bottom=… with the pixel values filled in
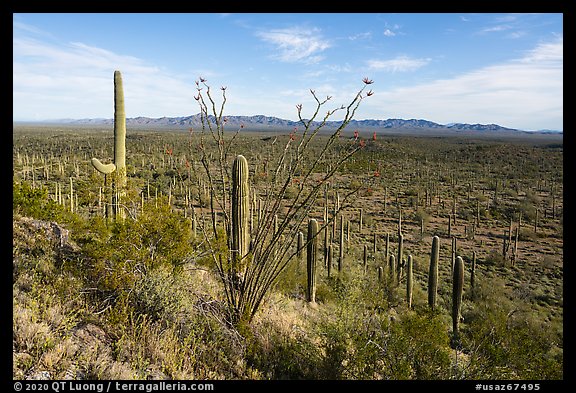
left=91, top=158, right=116, bottom=174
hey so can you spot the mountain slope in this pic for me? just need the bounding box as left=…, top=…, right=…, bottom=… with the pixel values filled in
left=59, top=114, right=525, bottom=132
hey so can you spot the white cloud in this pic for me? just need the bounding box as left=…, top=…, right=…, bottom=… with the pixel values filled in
left=13, top=35, right=199, bottom=120
left=383, top=29, right=396, bottom=37
left=256, top=26, right=331, bottom=64
left=363, top=38, right=563, bottom=131
left=367, top=56, right=431, bottom=72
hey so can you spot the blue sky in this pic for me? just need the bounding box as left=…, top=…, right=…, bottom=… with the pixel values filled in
left=13, top=13, right=563, bottom=131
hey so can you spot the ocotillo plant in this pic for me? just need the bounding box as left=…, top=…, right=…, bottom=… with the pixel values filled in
left=452, top=256, right=465, bottom=339
left=191, top=77, right=373, bottom=325
left=91, top=70, right=127, bottom=219
left=306, top=218, right=319, bottom=304
left=428, top=235, right=440, bottom=310
left=406, top=254, right=413, bottom=308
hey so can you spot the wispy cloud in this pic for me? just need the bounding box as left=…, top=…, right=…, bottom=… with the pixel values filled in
left=348, top=31, right=372, bottom=41
left=13, top=34, right=199, bottom=119
left=367, top=56, right=431, bottom=72
left=256, top=26, right=331, bottom=64
left=363, top=37, right=563, bottom=131
left=480, top=24, right=512, bottom=33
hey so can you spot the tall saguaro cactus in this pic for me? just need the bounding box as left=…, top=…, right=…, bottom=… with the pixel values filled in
left=231, top=155, right=251, bottom=267
left=428, top=235, right=440, bottom=310
left=452, top=256, right=465, bottom=337
left=91, top=70, right=127, bottom=219
left=306, top=218, right=319, bottom=304
left=406, top=254, right=413, bottom=308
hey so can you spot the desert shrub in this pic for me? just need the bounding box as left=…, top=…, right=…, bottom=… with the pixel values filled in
left=114, top=270, right=248, bottom=379
left=463, top=301, right=563, bottom=379
left=316, top=305, right=452, bottom=379
left=413, top=207, right=431, bottom=227
left=483, top=249, right=506, bottom=267
left=246, top=319, right=322, bottom=379
left=13, top=181, right=67, bottom=221
left=77, top=199, right=195, bottom=320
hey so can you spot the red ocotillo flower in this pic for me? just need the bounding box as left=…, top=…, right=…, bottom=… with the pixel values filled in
left=354, top=130, right=359, bottom=141
left=166, top=147, right=173, bottom=156
left=362, top=77, right=374, bottom=85
left=372, top=131, right=377, bottom=141
left=359, top=139, right=366, bottom=148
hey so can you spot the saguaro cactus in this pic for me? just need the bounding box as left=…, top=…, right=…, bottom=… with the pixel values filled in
left=91, top=70, right=127, bottom=219
left=231, top=155, right=250, bottom=267
left=452, top=256, right=465, bottom=336
left=338, top=215, right=344, bottom=272
left=389, top=254, right=396, bottom=284
left=363, top=244, right=368, bottom=274
left=406, top=254, right=413, bottom=308
left=297, top=231, right=304, bottom=260
left=306, top=218, right=319, bottom=303
left=428, top=235, right=440, bottom=310
left=397, top=232, right=404, bottom=280
left=471, top=251, right=477, bottom=289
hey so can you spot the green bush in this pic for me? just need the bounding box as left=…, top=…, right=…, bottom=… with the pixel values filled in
left=463, top=301, right=563, bottom=379
left=13, top=181, right=66, bottom=221
left=77, top=199, right=194, bottom=322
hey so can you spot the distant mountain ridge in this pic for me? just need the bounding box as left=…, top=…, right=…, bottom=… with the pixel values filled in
left=41, top=114, right=561, bottom=134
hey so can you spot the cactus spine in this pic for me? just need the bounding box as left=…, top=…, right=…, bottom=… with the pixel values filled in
left=91, top=70, right=127, bottom=219
left=231, top=155, right=250, bottom=268
left=306, top=218, right=319, bottom=303
left=428, top=235, right=440, bottom=310
left=452, top=256, right=465, bottom=336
